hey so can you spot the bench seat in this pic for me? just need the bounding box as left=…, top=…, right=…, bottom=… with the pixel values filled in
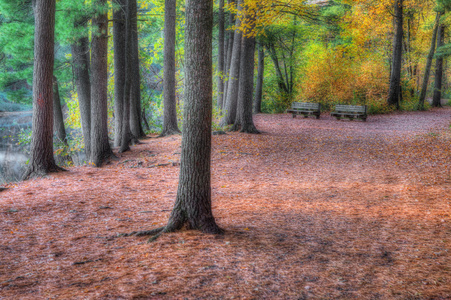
left=331, top=104, right=367, bottom=122
left=287, top=102, right=321, bottom=119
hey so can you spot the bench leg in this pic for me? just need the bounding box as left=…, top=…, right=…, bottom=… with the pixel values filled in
left=292, top=114, right=296, bottom=118
left=304, top=115, right=308, bottom=118
left=316, top=115, right=320, bottom=119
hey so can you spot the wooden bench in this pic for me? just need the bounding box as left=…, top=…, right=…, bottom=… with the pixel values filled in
left=331, top=104, right=367, bottom=122
left=287, top=102, right=321, bottom=119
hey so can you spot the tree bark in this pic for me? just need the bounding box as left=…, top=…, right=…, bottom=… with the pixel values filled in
left=52, top=76, right=67, bottom=145
left=127, top=0, right=223, bottom=239
left=253, top=42, right=264, bottom=114
left=222, top=0, right=235, bottom=111
left=217, top=0, right=225, bottom=110
left=220, top=0, right=242, bottom=126
left=232, top=35, right=259, bottom=133
left=119, top=0, right=133, bottom=153
left=432, top=25, right=445, bottom=108
left=160, top=0, right=181, bottom=136
left=113, top=0, right=126, bottom=147
left=71, top=36, right=91, bottom=158
left=418, top=12, right=441, bottom=110
left=130, top=0, right=145, bottom=139
left=387, top=0, right=403, bottom=108
left=90, top=0, right=114, bottom=166
left=23, top=0, right=61, bottom=180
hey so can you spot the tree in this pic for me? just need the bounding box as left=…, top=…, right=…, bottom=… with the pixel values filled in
left=222, top=0, right=235, bottom=110
left=23, top=0, right=62, bottom=180
left=433, top=24, right=445, bottom=107
left=387, top=0, right=403, bottom=108
left=129, top=0, right=145, bottom=139
left=71, top=33, right=92, bottom=158
left=221, top=0, right=242, bottom=126
left=253, top=42, right=264, bottom=114
left=160, top=0, right=181, bottom=137
left=113, top=0, right=126, bottom=147
left=90, top=0, right=114, bottom=166
left=418, top=12, right=441, bottom=110
left=231, top=5, right=259, bottom=134
left=52, top=76, right=68, bottom=146
left=119, top=0, right=133, bottom=153
left=124, top=0, right=223, bottom=240
left=232, top=33, right=259, bottom=133
left=217, top=0, right=225, bottom=110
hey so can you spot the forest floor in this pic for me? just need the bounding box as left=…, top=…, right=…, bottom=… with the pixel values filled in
left=0, top=108, right=450, bottom=299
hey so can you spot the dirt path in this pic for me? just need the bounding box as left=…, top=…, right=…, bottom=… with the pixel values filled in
left=0, top=109, right=450, bottom=299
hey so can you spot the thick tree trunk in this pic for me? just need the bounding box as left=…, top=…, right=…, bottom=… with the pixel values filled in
left=71, top=36, right=91, bottom=159
left=166, top=0, right=222, bottom=234
left=220, top=0, right=242, bottom=126
left=160, top=0, right=181, bottom=136
left=232, top=35, right=259, bottom=133
left=432, top=25, right=445, bottom=108
left=217, top=0, right=225, bottom=110
left=130, top=0, right=145, bottom=139
left=52, top=76, right=67, bottom=144
left=119, top=0, right=133, bottom=153
left=418, top=12, right=441, bottom=110
left=387, top=0, right=403, bottom=108
left=90, top=0, right=114, bottom=166
left=113, top=0, right=126, bottom=147
left=23, top=0, right=61, bottom=180
left=126, top=0, right=223, bottom=239
left=253, top=42, right=264, bottom=114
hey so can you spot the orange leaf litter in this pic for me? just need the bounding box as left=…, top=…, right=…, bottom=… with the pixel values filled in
left=1, top=109, right=450, bottom=299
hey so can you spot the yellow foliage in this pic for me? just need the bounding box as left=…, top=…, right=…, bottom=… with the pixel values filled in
left=299, top=46, right=389, bottom=111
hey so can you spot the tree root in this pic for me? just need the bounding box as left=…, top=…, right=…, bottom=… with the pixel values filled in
left=158, top=128, right=181, bottom=137
left=22, top=164, right=66, bottom=181
left=118, top=226, right=166, bottom=237
left=241, top=125, right=260, bottom=134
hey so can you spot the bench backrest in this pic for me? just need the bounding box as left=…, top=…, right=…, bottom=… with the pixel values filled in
left=334, top=105, right=367, bottom=113
left=291, top=102, right=320, bottom=110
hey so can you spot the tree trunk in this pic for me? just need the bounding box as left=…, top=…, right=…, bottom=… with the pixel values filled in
left=217, top=0, right=225, bottom=110
left=220, top=0, right=242, bottom=126
left=52, top=76, right=67, bottom=145
left=432, top=25, right=445, bottom=108
left=23, top=0, right=61, bottom=180
left=113, top=0, right=126, bottom=147
left=166, top=0, right=222, bottom=233
left=71, top=36, right=91, bottom=159
left=387, top=0, right=403, bottom=108
left=127, top=0, right=223, bottom=239
left=90, top=0, right=114, bottom=166
left=119, top=0, right=133, bottom=153
left=418, top=12, right=441, bottom=110
left=233, top=35, right=259, bottom=133
left=222, top=0, right=235, bottom=111
left=130, top=0, right=145, bottom=139
left=253, top=42, right=264, bottom=114
left=160, top=0, right=181, bottom=136
left=266, top=42, right=289, bottom=95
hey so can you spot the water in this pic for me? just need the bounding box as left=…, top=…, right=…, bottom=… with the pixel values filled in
left=0, top=150, right=28, bottom=183
left=0, top=111, right=32, bottom=184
